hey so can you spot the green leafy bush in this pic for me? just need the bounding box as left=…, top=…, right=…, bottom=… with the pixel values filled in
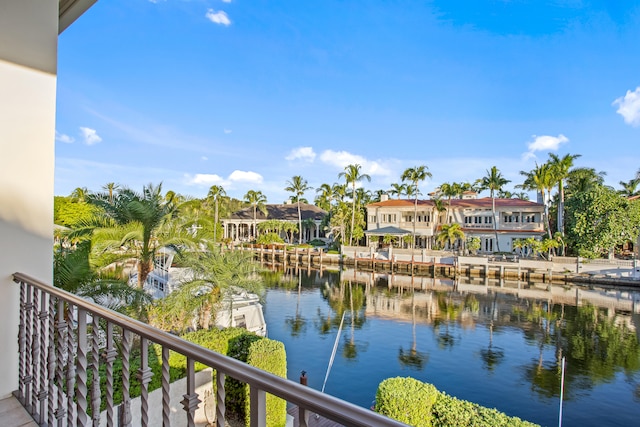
left=375, top=377, right=540, bottom=427
left=226, top=334, right=288, bottom=427
left=96, top=327, right=287, bottom=426
left=375, top=377, right=438, bottom=426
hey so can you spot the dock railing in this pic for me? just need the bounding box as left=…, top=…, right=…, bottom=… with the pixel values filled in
left=12, top=272, right=407, bottom=427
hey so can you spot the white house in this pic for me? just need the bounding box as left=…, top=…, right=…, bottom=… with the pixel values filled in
left=365, top=193, right=546, bottom=253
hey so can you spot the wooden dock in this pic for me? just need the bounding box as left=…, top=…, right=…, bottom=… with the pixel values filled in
left=287, top=406, right=344, bottom=427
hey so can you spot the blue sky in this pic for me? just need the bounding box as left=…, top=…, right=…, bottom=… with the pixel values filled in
left=55, top=0, right=640, bottom=203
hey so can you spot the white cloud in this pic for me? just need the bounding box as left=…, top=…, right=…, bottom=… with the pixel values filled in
left=224, top=129, right=232, bottom=134
left=285, top=146, right=316, bottom=162
left=79, top=127, right=102, bottom=145
left=523, top=134, right=568, bottom=159
left=319, top=150, right=392, bottom=176
left=201, top=156, right=208, bottom=161
left=205, top=9, right=231, bottom=26
left=55, top=131, right=75, bottom=144
left=228, top=170, right=263, bottom=184
left=613, top=87, right=640, bottom=126
left=185, top=173, right=225, bottom=185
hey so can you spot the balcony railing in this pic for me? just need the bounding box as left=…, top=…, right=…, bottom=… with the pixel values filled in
left=12, top=272, right=407, bottom=427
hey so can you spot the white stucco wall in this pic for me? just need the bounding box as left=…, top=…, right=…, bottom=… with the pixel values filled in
left=0, top=0, right=58, bottom=398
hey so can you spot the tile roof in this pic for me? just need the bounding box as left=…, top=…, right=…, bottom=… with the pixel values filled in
left=228, top=203, right=327, bottom=221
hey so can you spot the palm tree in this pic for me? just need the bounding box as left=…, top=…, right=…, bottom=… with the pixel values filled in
left=87, top=183, right=192, bottom=289
left=548, top=153, right=581, bottom=237
left=436, top=223, right=465, bottom=251
left=243, top=190, right=267, bottom=241
left=332, top=182, right=348, bottom=203
left=102, top=182, right=120, bottom=204
left=70, top=187, right=90, bottom=203
left=401, top=165, right=432, bottom=249
left=314, top=183, right=333, bottom=211
left=388, top=182, right=407, bottom=199
left=338, top=164, right=371, bottom=246
left=517, top=163, right=554, bottom=239
left=565, top=167, right=606, bottom=196
left=207, top=185, right=226, bottom=245
left=285, top=176, right=312, bottom=244
left=438, top=182, right=461, bottom=224
left=476, top=166, right=510, bottom=252
left=54, top=239, right=151, bottom=318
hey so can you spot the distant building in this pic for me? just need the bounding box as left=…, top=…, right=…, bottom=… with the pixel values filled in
left=222, top=202, right=327, bottom=243
left=365, top=193, right=545, bottom=253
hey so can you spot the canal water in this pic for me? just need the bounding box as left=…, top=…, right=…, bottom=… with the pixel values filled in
left=261, top=267, right=640, bottom=427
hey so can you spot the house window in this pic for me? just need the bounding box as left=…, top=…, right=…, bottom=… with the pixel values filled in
left=484, top=216, right=492, bottom=224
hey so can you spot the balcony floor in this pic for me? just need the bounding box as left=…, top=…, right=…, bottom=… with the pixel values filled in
left=0, top=396, right=38, bottom=427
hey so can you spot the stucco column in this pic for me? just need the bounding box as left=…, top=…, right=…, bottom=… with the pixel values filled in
left=0, top=0, right=59, bottom=398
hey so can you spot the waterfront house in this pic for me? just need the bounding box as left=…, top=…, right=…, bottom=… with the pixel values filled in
left=0, top=3, right=402, bottom=426
left=365, top=193, right=545, bottom=253
left=222, top=202, right=327, bottom=243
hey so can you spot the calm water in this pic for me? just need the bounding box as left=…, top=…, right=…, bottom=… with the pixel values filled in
left=262, top=267, right=640, bottom=427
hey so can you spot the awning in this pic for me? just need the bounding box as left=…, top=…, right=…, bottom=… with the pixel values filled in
left=364, top=226, right=412, bottom=236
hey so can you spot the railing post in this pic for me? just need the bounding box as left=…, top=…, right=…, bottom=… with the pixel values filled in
left=90, top=315, right=101, bottom=426
left=66, top=304, right=76, bottom=426
left=37, top=289, right=49, bottom=424
left=16, top=280, right=27, bottom=405
left=181, top=358, right=201, bottom=427
left=161, top=347, right=171, bottom=427
left=54, top=299, right=67, bottom=426
left=249, top=386, right=266, bottom=427
left=138, top=337, right=154, bottom=427
left=76, top=308, right=89, bottom=427
left=119, top=328, right=132, bottom=427
left=216, top=371, right=225, bottom=427
left=103, top=322, right=117, bottom=427
left=47, top=294, right=56, bottom=427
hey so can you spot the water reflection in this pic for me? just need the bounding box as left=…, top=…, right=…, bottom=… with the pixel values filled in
left=261, top=266, right=640, bottom=426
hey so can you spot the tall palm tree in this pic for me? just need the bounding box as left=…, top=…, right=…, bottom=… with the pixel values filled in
left=338, top=164, right=371, bottom=246
left=565, top=167, right=606, bottom=196
left=438, top=182, right=461, bottom=224
left=476, top=166, right=510, bottom=252
left=618, top=179, right=640, bottom=197
left=285, top=176, right=312, bottom=244
left=70, top=187, right=90, bottom=203
left=517, top=163, right=554, bottom=239
left=314, top=183, right=333, bottom=211
left=548, top=153, right=581, bottom=236
left=401, top=165, right=432, bottom=249
left=207, top=185, right=226, bottom=245
left=332, top=183, right=348, bottom=203
left=389, top=182, right=407, bottom=199
left=243, top=190, right=267, bottom=241
left=102, top=182, right=120, bottom=204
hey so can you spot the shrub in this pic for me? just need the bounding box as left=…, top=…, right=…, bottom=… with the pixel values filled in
left=256, top=232, right=284, bottom=245
left=375, top=377, right=540, bottom=427
left=226, top=334, right=288, bottom=427
left=375, top=377, right=438, bottom=426
left=246, top=339, right=287, bottom=427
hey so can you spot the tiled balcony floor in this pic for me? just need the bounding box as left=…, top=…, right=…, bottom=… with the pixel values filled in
left=0, top=396, right=38, bottom=427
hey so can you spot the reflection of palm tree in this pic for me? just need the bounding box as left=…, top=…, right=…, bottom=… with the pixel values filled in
left=285, top=269, right=307, bottom=336
left=398, top=289, right=428, bottom=370
left=434, top=293, right=461, bottom=349
left=479, top=321, right=504, bottom=372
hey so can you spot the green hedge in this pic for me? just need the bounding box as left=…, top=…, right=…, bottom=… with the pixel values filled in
left=375, top=377, right=540, bottom=427
left=96, top=327, right=287, bottom=426
left=225, top=334, right=288, bottom=427
left=375, top=377, right=438, bottom=426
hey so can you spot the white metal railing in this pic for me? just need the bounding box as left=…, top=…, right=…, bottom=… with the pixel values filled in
left=13, top=272, right=407, bottom=427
